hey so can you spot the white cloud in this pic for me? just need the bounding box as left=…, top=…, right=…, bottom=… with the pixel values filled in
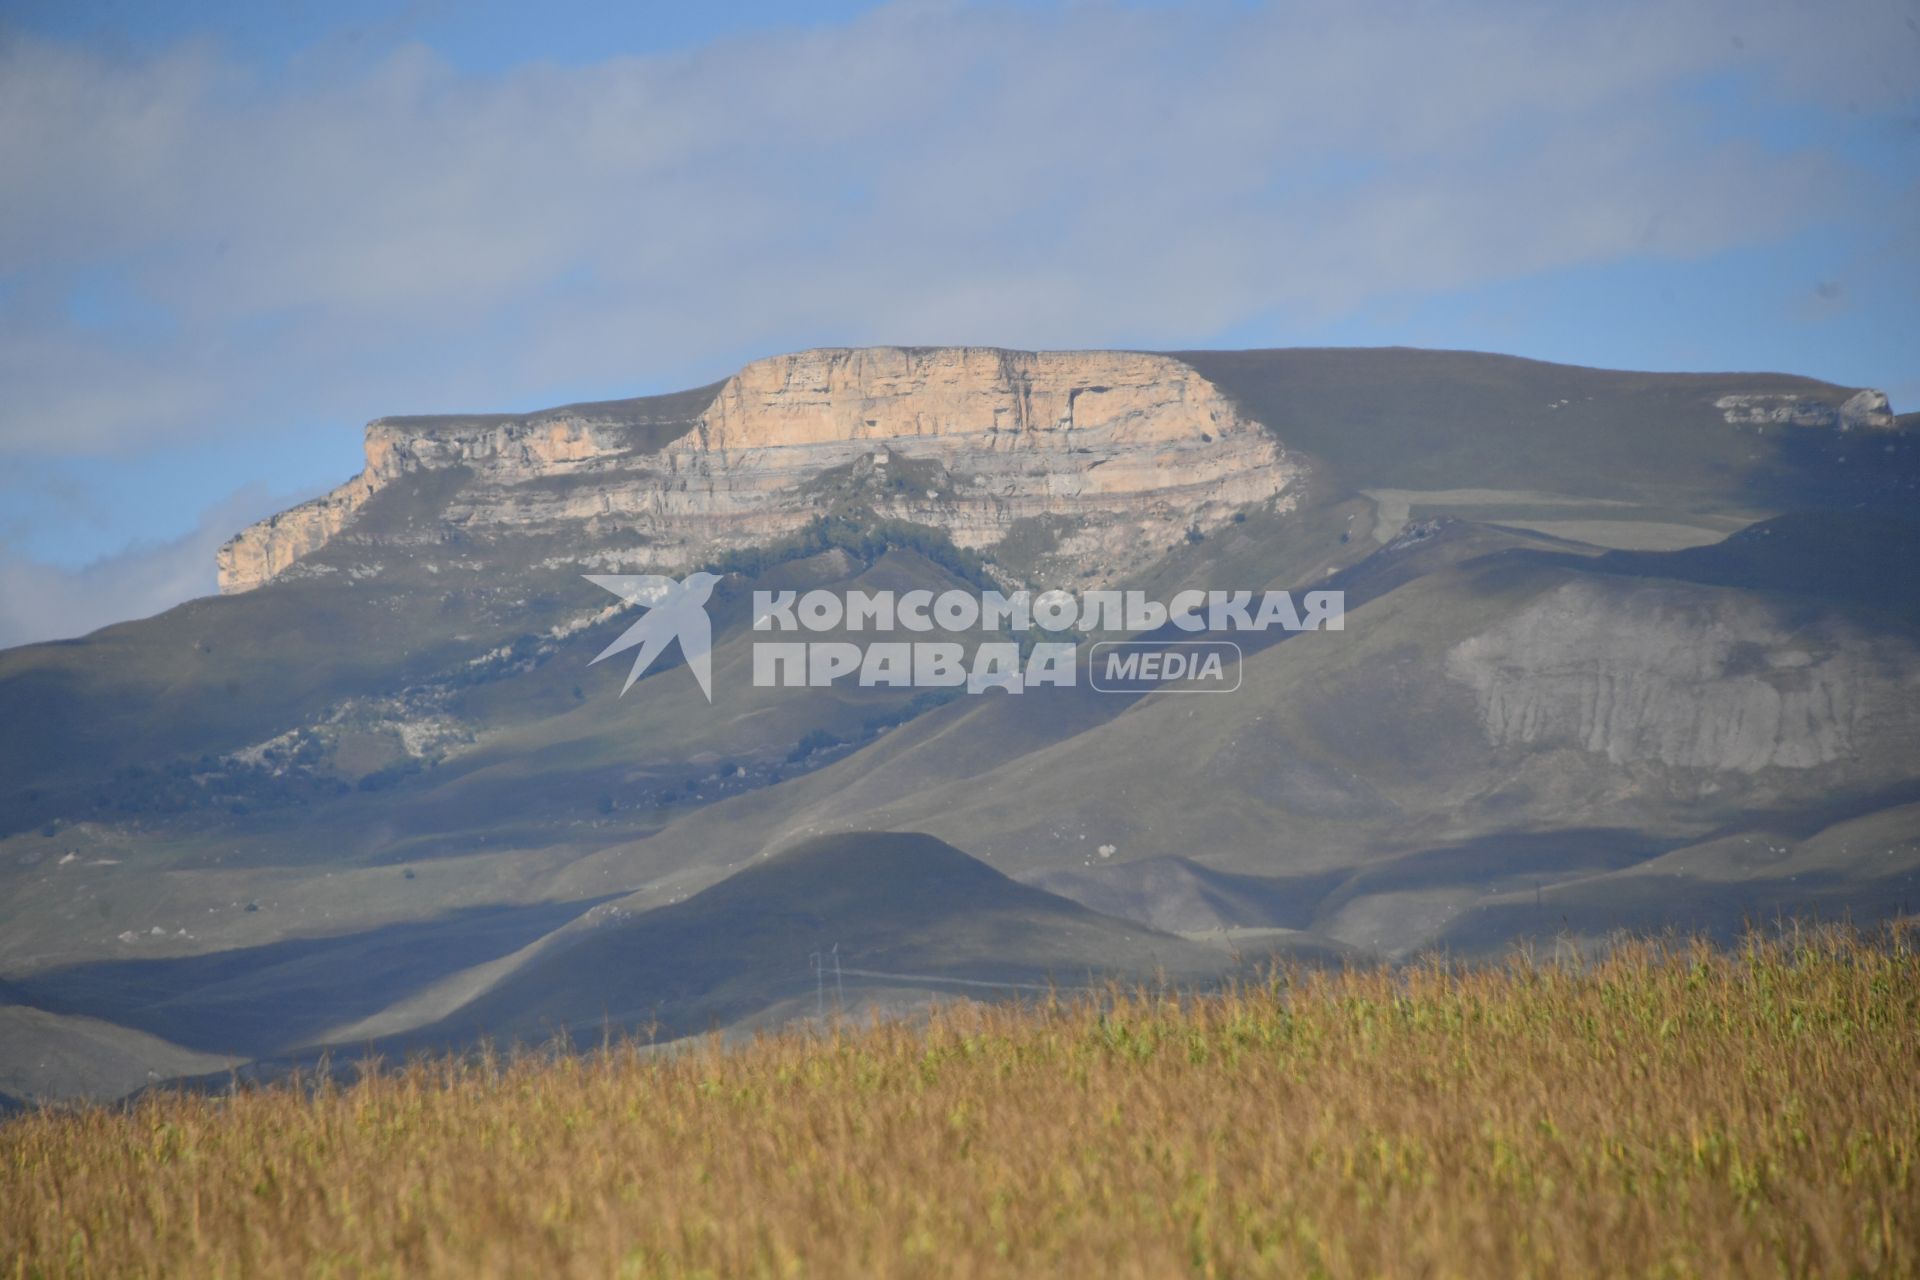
left=1, top=0, right=1911, bottom=462
left=0, top=485, right=296, bottom=649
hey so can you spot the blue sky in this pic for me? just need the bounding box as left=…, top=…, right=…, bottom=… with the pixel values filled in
left=1, top=0, right=1916, bottom=645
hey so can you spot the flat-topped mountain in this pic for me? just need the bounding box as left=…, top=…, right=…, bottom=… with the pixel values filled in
left=3, top=345, right=1916, bottom=1100
left=218, top=347, right=1299, bottom=594
left=218, top=344, right=1906, bottom=599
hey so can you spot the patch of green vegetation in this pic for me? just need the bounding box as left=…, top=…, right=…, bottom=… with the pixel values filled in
left=703, top=514, right=997, bottom=592
left=990, top=514, right=1078, bottom=577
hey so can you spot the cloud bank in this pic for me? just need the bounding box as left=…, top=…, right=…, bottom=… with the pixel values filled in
left=0, top=485, right=294, bottom=648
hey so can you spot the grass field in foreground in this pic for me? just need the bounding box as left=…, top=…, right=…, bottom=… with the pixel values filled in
left=4, top=931, right=1916, bottom=1278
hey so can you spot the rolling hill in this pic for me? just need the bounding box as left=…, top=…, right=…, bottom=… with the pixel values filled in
left=386, top=831, right=1235, bottom=1051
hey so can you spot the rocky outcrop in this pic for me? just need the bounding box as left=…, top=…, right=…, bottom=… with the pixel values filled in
left=216, top=399, right=693, bottom=592
left=215, top=471, right=381, bottom=594
left=1445, top=578, right=1920, bottom=773
left=1714, top=388, right=1895, bottom=431
left=218, top=347, right=1302, bottom=593
left=638, top=347, right=1295, bottom=574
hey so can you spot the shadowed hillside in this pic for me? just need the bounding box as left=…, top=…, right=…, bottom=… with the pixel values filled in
left=394, top=831, right=1233, bottom=1049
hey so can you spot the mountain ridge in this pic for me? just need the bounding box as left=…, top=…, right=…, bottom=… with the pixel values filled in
left=215, top=344, right=1900, bottom=596
left=4, top=344, right=1916, bottom=1099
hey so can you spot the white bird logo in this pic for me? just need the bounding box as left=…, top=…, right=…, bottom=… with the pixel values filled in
left=585, top=572, right=721, bottom=700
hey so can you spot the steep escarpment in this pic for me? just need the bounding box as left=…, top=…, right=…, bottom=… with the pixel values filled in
left=646, top=347, right=1295, bottom=574
left=215, top=468, right=381, bottom=595
left=1445, top=577, right=1920, bottom=774
left=215, top=388, right=716, bottom=592
left=218, top=347, right=1910, bottom=595
left=218, top=347, right=1298, bottom=593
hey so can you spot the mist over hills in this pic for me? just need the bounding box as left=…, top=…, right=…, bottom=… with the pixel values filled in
left=2, top=344, right=1916, bottom=1101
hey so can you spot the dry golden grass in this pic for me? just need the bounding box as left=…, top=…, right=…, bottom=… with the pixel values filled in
left=4, top=930, right=1916, bottom=1278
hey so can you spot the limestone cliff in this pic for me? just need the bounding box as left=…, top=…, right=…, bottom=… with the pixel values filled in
left=217, top=348, right=1302, bottom=593
left=214, top=470, right=379, bottom=595
left=215, top=393, right=705, bottom=592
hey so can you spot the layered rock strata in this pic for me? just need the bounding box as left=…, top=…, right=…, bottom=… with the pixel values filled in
left=218, top=347, right=1303, bottom=592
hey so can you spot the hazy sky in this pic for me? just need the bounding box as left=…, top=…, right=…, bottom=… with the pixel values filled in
left=1, top=0, right=1916, bottom=646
